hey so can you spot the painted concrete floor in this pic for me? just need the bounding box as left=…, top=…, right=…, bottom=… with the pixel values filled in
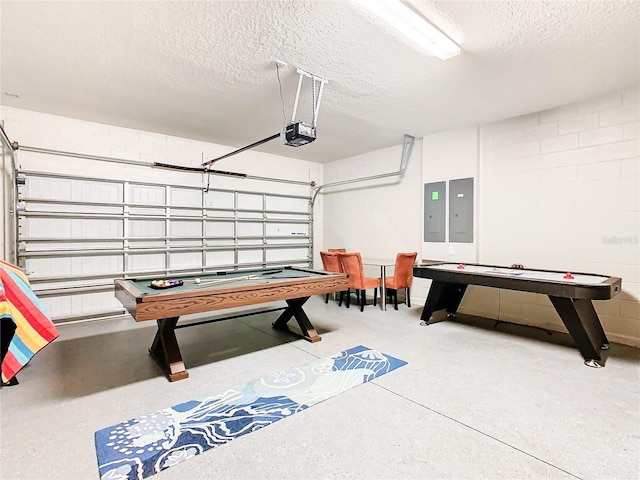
left=1, top=295, right=639, bottom=480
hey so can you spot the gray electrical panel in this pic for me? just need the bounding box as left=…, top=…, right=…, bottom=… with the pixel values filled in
left=449, top=177, right=474, bottom=243
left=424, top=181, right=446, bottom=242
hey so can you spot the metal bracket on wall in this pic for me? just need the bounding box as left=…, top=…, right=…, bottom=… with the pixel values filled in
left=310, top=134, right=415, bottom=207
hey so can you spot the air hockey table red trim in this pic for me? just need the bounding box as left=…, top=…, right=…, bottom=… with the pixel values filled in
left=413, top=262, right=622, bottom=367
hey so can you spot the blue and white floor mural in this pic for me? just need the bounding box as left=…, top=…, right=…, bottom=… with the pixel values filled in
left=95, top=345, right=407, bottom=479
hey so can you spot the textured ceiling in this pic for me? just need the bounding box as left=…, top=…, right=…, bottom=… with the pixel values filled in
left=1, top=0, right=639, bottom=163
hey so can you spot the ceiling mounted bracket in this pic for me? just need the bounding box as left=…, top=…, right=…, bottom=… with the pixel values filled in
left=290, top=68, right=328, bottom=128
left=284, top=69, right=329, bottom=147
left=202, top=66, right=330, bottom=166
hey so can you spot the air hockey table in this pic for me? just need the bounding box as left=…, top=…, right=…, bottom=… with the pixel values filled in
left=413, top=262, right=622, bottom=367
left=115, top=266, right=348, bottom=381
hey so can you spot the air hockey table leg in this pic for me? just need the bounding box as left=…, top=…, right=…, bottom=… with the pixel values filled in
left=549, top=296, right=609, bottom=367
left=419, top=281, right=467, bottom=325
left=584, top=359, right=603, bottom=368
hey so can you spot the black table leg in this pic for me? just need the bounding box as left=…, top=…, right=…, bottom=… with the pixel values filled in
left=548, top=296, right=609, bottom=367
left=149, top=317, right=189, bottom=381
left=420, top=281, right=468, bottom=323
left=272, top=297, right=321, bottom=343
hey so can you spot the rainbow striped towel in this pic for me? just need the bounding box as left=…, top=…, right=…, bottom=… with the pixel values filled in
left=1, top=260, right=59, bottom=384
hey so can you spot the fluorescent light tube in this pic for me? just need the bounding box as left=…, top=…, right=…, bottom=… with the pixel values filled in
left=355, top=0, right=460, bottom=60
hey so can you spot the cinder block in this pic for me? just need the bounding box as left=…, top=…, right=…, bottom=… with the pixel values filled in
left=461, top=286, right=499, bottom=314
left=523, top=122, right=559, bottom=141
left=556, top=146, right=599, bottom=166
left=527, top=152, right=559, bottom=170
left=522, top=303, right=562, bottom=326
left=501, top=289, right=538, bottom=304
left=576, top=160, right=621, bottom=181
left=619, top=299, right=640, bottom=320
left=579, top=125, right=624, bottom=147
left=541, top=133, right=578, bottom=153
left=485, top=128, right=525, bottom=148
left=558, top=113, right=598, bottom=134
left=507, top=140, right=541, bottom=158
left=623, top=122, right=639, bottom=140
left=601, top=314, right=640, bottom=342
left=612, top=176, right=640, bottom=211
left=620, top=158, right=639, bottom=177
left=497, top=299, right=523, bottom=322
left=600, top=104, right=640, bottom=127
left=598, top=140, right=640, bottom=162
left=594, top=298, right=620, bottom=316
left=538, top=165, right=576, bottom=184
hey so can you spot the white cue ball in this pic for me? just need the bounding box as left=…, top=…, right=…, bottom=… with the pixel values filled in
left=194, top=278, right=201, bottom=284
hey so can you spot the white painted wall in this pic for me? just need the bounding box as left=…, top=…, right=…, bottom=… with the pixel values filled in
left=422, top=125, right=479, bottom=262
left=475, top=88, right=639, bottom=346
left=320, top=139, right=423, bottom=279
left=323, top=87, right=639, bottom=348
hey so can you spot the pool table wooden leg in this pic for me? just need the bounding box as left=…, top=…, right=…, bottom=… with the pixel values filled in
left=548, top=296, right=609, bottom=367
left=419, top=281, right=468, bottom=323
left=149, top=317, right=189, bottom=381
left=272, top=297, right=321, bottom=343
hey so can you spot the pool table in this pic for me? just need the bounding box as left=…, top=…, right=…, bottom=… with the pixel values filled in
left=413, top=262, right=622, bottom=367
left=115, top=266, right=348, bottom=381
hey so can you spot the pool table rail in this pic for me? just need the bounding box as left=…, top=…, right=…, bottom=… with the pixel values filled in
left=115, top=267, right=348, bottom=322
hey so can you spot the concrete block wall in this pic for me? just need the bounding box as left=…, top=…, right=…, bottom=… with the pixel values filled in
left=478, top=87, right=639, bottom=346
left=321, top=140, right=424, bottom=271
left=324, top=87, right=639, bottom=348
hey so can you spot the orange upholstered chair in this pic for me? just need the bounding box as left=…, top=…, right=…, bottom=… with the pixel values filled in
left=328, top=248, right=346, bottom=253
left=320, top=251, right=345, bottom=306
left=385, top=252, right=417, bottom=310
left=338, top=252, right=381, bottom=312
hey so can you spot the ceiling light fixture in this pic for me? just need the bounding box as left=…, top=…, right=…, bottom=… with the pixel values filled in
left=354, top=0, right=460, bottom=60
